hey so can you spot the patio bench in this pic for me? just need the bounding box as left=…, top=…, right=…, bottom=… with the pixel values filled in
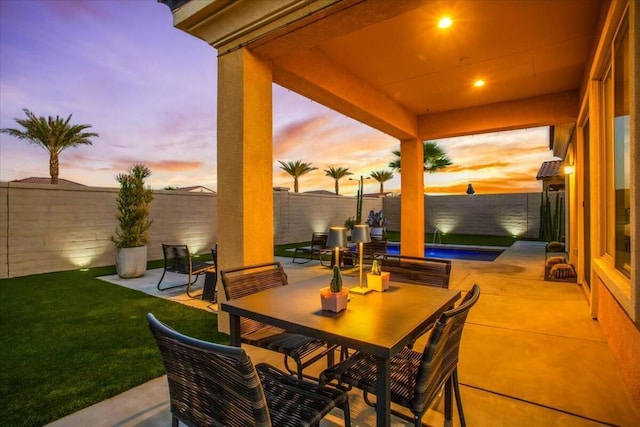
left=378, top=254, right=452, bottom=288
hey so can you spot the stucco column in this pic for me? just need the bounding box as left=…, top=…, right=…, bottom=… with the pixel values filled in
left=217, top=48, right=274, bottom=333
left=400, top=138, right=425, bottom=256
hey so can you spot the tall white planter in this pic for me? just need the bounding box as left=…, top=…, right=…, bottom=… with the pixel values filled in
left=116, top=246, right=147, bottom=279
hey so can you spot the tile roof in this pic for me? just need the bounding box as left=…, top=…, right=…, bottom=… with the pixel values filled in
left=536, top=160, right=563, bottom=180
left=12, top=177, right=85, bottom=186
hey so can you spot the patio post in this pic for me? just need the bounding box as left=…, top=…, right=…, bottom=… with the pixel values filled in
left=400, top=138, right=425, bottom=257
left=217, top=48, right=274, bottom=333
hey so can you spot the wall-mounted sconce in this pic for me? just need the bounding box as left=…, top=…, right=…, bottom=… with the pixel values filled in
left=564, top=165, right=574, bottom=175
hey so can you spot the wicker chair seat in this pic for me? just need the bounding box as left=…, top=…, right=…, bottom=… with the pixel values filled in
left=257, top=363, right=350, bottom=426
left=321, top=347, right=424, bottom=408
left=244, top=324, right=330, bottom=359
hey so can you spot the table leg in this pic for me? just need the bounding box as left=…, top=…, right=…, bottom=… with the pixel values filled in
left=375, top=357, right=391, bottom=427
left=229, top=314, right=241, bottom=347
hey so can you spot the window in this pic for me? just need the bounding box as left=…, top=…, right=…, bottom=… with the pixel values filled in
left=612, top=15, right=630, bottom=277
left=600, top=12, right=630, bottom=278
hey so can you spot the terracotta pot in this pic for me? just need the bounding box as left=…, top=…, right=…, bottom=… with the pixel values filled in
left=367, top=272, right=390, bottom=292
left=320, top=287, right=349, bottom=312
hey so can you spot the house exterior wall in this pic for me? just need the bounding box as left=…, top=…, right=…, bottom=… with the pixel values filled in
left=597, top=279, right=640, bottom=407
left=573, top=0, right=639, bottom=408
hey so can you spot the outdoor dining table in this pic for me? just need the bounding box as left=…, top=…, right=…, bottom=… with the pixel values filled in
left=221, top=275, right=461, bottom=427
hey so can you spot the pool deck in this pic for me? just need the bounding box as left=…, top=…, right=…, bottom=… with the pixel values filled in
left=46, top=241, right=640, bottom=426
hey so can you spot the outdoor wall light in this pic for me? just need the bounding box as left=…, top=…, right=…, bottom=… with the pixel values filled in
left=350, top=224, right=372, bottom=295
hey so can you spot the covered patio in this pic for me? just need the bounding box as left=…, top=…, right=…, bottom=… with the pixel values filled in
left=153, top=0, right=639, bottom=416
left=47, top=242, right=640, bottom=426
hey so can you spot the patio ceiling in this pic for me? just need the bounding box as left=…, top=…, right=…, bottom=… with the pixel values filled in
left=169, top=0, right=603, bottom=139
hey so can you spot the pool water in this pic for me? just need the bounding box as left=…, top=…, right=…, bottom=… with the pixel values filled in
left=385, top=243, right=503, bottom=261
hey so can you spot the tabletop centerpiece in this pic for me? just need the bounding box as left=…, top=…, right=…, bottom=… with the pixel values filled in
left=367, top=260, right=390, bottom=292
left=320, top=265, right=349, bottom=312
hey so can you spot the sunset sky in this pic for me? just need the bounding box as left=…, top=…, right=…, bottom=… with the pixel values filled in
left=0, top=0, right=558, bottom=196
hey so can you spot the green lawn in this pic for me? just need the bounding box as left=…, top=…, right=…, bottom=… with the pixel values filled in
left=0, top=265, right=228, bottom=427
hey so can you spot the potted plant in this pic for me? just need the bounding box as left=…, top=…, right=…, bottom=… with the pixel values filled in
left=320, top=265, right=349, bottom=312
left=344, top=216, right=356, bottom=232
left=366, top=209, right=387, bottom=240
left=367, top=260, right=390, bottom=291
left=110, top=164, right=153, bottom=278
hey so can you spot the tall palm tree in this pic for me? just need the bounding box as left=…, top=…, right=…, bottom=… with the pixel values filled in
left=324, top=166, right=353, bottom=195
left=278, top=160, right=317, bottom=193
left=1, top=108, right=98, bottom=184
left=388, top=141, right=452, bottom=173
left=369, top=170, right=394, bottom=195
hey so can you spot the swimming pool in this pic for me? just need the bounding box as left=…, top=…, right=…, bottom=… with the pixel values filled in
left=385, top=243, right=504, bottom=261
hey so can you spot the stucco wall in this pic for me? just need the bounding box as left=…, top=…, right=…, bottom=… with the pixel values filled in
left=597, top=279, right=640, bottom=408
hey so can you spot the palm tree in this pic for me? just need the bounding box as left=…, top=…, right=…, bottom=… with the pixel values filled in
left=278, top=160, right=317, bottom=193
left=324, top=166, right=353, bottom=195
left=369, top=170, right=394, bottom=195
left=1, top=108, right=98, bottom=184
left=388, top=141, right=452, bottom=173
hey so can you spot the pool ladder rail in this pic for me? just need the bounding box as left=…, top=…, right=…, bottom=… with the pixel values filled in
left=432, top=229, right=442, bottom=245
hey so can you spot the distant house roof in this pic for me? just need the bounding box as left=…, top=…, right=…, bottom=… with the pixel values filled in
left=12, top=177, right=85, bottom=186
left=176, top=186, right=216, bottom=193
left=536, top=160, right=563, bottom=180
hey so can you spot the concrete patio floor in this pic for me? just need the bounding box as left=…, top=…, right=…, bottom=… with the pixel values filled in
left=47, top=241, right=640, bottom=426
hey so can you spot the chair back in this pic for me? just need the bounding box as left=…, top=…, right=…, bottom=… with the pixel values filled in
left=412, top=284, right=480, bottom=414
left=363, top=239, right=388, bottom=258
left=381, top=254, right=451, bottom=288
left=220, top=262, right=288, bottom=335
left=311, top=232, right=329, bottom=249
left=146, top=313, right=272, bottom=427
left=161, top=244, right=192, bottom=274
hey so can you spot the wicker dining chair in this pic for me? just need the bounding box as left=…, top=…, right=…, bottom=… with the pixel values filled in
left=147, top=313, right=351, bottom=427
left=320, top=284, right=480, bottom=427
left=220, top=262, right=339, bottom=380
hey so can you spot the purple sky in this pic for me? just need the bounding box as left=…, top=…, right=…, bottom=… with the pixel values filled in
left=0, top=0, right=557, bottom=195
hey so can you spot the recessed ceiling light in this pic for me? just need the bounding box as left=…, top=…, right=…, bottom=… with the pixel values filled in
left=438, top=17, right=452, bottom=28
left=474, top=79, right=485, bottom=87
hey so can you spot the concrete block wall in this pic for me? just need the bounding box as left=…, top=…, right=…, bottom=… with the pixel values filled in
left=0, top=185, right=8, bottom=279
left=1, top=182, right=551, bottom=278
left=273, top=189, right=382, bottom=244
left=0, top=182, right=217, bottom=279
left=383, top=192, right=549, bottom=239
